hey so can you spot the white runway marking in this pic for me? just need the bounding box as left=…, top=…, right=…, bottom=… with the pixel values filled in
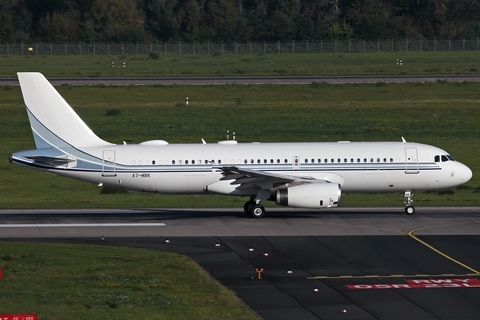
left=0, top=223, right=166, bottom=227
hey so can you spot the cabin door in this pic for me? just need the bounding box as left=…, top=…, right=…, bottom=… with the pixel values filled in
left=405, top=147, right=419, bottom=174
left=102, top=150, right=116, bottom=176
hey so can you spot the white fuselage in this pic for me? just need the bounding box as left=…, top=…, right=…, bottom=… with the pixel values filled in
left=31, top=140, right=471, bottom=196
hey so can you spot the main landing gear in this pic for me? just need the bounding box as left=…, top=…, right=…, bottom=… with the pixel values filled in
left=404, top=191, right=415, bottom=215
left=244, top=197, right=266, bottom=218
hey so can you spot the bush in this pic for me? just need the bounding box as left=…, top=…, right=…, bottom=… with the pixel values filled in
left=438, top=189, right=455, bottom=195
left=148, top=51, right=159, bottom=59
left=106, top=108, right=121, bottom=116
left=100, top=186, right=128, bottom=194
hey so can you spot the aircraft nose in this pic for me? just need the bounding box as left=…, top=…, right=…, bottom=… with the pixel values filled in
left=459, top=163, right=473, bottom=183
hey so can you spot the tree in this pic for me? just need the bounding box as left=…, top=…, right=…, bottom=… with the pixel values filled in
left=346, top=0, right=391, bottom=39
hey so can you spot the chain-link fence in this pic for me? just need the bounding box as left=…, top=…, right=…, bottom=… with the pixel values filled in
left=1, top=39, right=479, bottom=55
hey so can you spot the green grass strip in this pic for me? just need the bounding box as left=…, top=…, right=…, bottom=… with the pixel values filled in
left=0, top=242, right=257, bottom=319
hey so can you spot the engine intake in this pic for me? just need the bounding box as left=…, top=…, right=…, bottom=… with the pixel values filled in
left=276, top=183, right=341, bottom=209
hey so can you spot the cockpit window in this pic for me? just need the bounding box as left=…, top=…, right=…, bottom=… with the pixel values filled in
left=447, top=155, right=455, bottom=161
left=434, top=155, right=440, bottom=162
left=441, top=155, right=449, bottom=162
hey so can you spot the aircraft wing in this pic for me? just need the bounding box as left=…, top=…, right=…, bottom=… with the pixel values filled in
left=216, top=166, right=326, bottom=191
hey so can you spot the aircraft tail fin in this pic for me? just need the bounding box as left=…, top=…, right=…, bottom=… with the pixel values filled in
left=17, top=72, right=111, bottom=149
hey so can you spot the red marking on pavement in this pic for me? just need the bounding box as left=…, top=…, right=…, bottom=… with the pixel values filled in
left=0, top=315, right=37, bottom=320
left=347, top=278, right=480, bottom=289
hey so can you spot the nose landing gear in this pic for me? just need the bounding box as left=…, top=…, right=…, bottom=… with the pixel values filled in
left=404, top=191, right=415, bottom=215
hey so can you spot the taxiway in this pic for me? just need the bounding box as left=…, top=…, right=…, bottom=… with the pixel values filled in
left=2, top=207, right=480, bottom=319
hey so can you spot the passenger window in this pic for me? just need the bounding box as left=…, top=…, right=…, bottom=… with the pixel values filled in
left=172, top=160, right=175, bottom=165
left=257, top=159, right=261, bottom=164
left=152, top=160, right=156, bottom=165
left=185, top=160, right=188, bottom=164
left=284, top=159, right=288, bottom=163
left=264, top=159, right=267, bottom=163
left=344, top=158, right=347, bottom=163
left=357, top=158, right=360, bottom=163
left=305, top=159, right=308, bottom=163
left=277, top=159, right=280, bottom=163
left=318, top=159, right=321, bottom=163
left=390, top=158, right=393, bottom=162
left=311, top=159, right=315, bottom=163
left=244, top=159, right=248, bottom=164
left=251, top=159, right=254, bottom=163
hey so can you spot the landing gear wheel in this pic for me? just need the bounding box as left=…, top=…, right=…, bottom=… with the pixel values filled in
left=250, top=204, right=265, bottom=218
left=405, top=206, right=415, bottom=215
left=243, top=200, right=255, bottom=214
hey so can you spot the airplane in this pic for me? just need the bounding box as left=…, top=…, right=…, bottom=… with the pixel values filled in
left=9, top=72, right=472, bottom=218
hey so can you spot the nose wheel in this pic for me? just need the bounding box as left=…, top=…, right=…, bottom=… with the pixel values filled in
left=404, top=191, right=415, bottom=215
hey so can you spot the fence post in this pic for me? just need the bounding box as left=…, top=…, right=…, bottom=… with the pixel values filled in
left=93, top=42, right=95, bottom=55
left=36, top=43, right=38, bottom=55
left=349, top=39, right=351, bottom=53
left=292, top=40, right=294, bottom=54
left=363, top=39, right=365, bottom=53
left=179, top=41, right=181, bottom=54
left=79, top=42, right=81, bottom=55
left=321, top=40, right=322, bottom=53
left=165, top=41, right=167, bottom=55
left=250, top=41, right=252, bottom=54
left=463, top=37, right=465, bottom=51
left=193, top=43, right=195, bottom=55
left=222, top=41, right=224, bottom=54
left=391, top=39, right=393, bottom=52
left=449, top=37, right=451, bottom=51
left=21, top=41, right=23, bottom=55
left=122, top=42, right=124, bottom=55
left=264, top=41, right=266, bottom=54
left=377, top=39, right=379, bottom=53
left=236, top=41, right=238, bottom=54
left=278, top=41, right=280, bottom=54
left=334, top=40, right=337, bottom=54
left=50, top=43, right=52, bottom=55
left=306, top=40, right=308, bottom=53
left=420, top=38, right=422, bottom=52
left=478, top=37, right=479, bottom=51
left=406, top=38, right=408, bottom=52
left=6, top=42, right=8, bottom=55
left=434, top=38, right=436, bottom=52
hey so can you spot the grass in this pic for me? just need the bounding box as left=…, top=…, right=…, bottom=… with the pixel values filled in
left=2, top=81, right=479, bottom=208
left=0, top=51, right=480, bottom=78
left=0, top=242, right=256, bottom=319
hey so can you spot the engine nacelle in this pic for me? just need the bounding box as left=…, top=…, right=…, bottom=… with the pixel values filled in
left=276, top=183, right=341, bottom=209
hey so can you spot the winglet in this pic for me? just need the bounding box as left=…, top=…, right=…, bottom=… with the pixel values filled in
left=401, top=137, right=407, bottom=143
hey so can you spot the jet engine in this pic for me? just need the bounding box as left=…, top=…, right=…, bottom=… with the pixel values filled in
left=275, top=183, right=341, bottom=209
